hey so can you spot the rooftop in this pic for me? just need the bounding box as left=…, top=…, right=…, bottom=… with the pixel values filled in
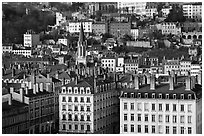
left=2, top=100, right=28, bottom=111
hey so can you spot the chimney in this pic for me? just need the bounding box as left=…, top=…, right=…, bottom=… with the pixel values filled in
left=150, top=74, right=155, bottom=90
left=40, top=83, right=43, bottom=92
left=33, top=84, right=36, bottom=94
left=75, top=76, right=78, bottom=85
left=197, top=72, right=202, bottom=85
left=62, top=78, right=65, bottom=85
left=134, top=75, right=139, bottom=90
left=8, top=94, right=12, bottom=105
left=191, top=76, right=196, bottom=89
left=55, top=71, right=59, bottom=79
left=25, top=86, right=28, bottom=95
left=46, top=83, right=50, bottom=92
left=185, top=76, right=191, bottom=91
left=20, top=88, right=24, bottom=103
left=103, top=74, right=106, bottom=80
left=146, top=74, right=150, bottom=84
left=10, top=87, right=14, bottom=94
left=98, top=66, right=100, bottom=75
left=36, top=83, right=39, bottom=93
left=169, top=75, right=174, bottom=91
left=47, top=73, right=50, bottom=80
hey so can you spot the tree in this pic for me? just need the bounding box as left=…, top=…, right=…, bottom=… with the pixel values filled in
left=165, top=4, right=186, bottom=22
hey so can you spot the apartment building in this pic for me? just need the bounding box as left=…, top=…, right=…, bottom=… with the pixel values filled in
left=2, top=44, right=13, bottom=53
left=109, top=22, right=131, bottom=37
left=119, top=73, right=202, bottom=134
left=59, top=67, right=120, bottom=134
left=118, top=2, right=147, bottom=15
left=12, top=48, right=32, bottom=57
left=92, top=22, right=106, bottom=35
left=180, top=60, right=191, bottom=76
left=145, top=8, right=158, bottom=18
left=101, top=57, right=116, bottom=72
left=190, top=62, right=201, bottom=77
left=124, top=59, right=139, bottom=73
left=24, top=30, right=40, bottom=48
left=68, top=21, right=92, bottom=33
left=163, top=60, right=180, bottom=75
left=183, top=3, right=202, bottom=22
left=161, top=22, right=181, bottom=35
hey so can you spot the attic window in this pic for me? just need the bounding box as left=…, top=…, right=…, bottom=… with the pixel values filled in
left=152, top=93, right=155, bottom=98
left=173, top=94, right=176, bottom=99
left=159, top=93, right=162, bottom=99
left=166, top=94, right=169, bottom=99
left=188, top=94, right=192, bottom=100
left=124, top=93, right=127, bottom=97
left=138, top=93, right=141, bottom=98
left=69, top=88, right=72, bottom=93
left=131, top=93, right=134, bottom=98
left=145, top=93, right=148, bottom=98
left=181, top=94, right=184, bottom=100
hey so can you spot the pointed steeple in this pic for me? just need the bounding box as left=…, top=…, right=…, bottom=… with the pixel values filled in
left=79, top=22, right=85, bottom=42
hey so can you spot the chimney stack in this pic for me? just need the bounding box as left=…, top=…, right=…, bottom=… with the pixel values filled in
left=75, top=76, right=78, bottom=85
left=197, top=72, right=202, bottom=85
left=33, top=84, right=36, bottom=94
left=40, top=83, right=43, bottom=92
left=36, top=83, right=39, bottom=93
left=185, top=76, right=191, bottom=91
left=20, top=88, right=24, bottom=103
left=150, top=74, right=155, bottom=90
left=134, top=75, right=139, bottom=90
left=55, top=71, right=59, bottom=79
left=10, top=87, right=14, bottom=94
left=169, top=75, right=174, bottom=91
left=25, top=86, right=28, bottom=95
left=191, top=76, right=196, bottom=89
left=8, top=94, right=12, bottom=105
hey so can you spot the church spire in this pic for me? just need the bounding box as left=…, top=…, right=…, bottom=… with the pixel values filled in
left=79, top=22, right=85, bottom=42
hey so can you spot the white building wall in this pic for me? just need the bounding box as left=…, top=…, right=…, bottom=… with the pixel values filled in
left=68, top=22, right=93, bottom=33
left=101, top=58, right=116, bottom=72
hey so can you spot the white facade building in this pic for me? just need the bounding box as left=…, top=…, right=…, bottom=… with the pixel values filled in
left=101, top=57, right=116, bottom=72
left=12, top=48, right=32, bottom=57
left=190, top=63, right=201, bottom=76
left=116, top=57, right=124, bottom=73
left=163, top=60, right=180, bottom=75
left=56, top=12, right=66, bottom=26
left=57, top=38, right=68, bottom=46
left=119, top=74, right=202, bottom=134
left=183, top=3, right=202, bottom=21
left=145, top=8, right=158, bottom=18
left=130, top=29, right=139, bottom=40
left=180, top=60, right=191, bottom=76
left=161, top=7, right=172, bottom=17
left=161, top=23, right=181, bottom=35
left=24, top=31, right=40, bottom=47
left=68, top=21, right=93, bottom=33
left=124, top=59, right=139, bottom=73
left=118, top=2, right=147, bottom=15
left=2, top=45, right=13, bottom=53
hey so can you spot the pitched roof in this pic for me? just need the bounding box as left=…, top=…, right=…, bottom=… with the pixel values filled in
left=79, top=22, right=85, bottom=42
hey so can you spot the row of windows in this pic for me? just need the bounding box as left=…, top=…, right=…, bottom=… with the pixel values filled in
left=123, top=102, right=192, bottom=112
left=101, top=60, right=115, bottom=63
left=123, top=124, right=192, bottom=134
left=61, top=87, right=90, bottom=94
left=62, top=96, right=91, bottom=103
left=62, top=105, right=91, bottom=112
left=123, top=113, right=192, bottom=124
left=62, top=124, right=90, bottom=131
left=123, top=92, right=192, bottom=100
left=62, top=114, right=91, bottom=122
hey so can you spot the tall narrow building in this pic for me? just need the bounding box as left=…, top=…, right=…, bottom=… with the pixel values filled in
left=76, top=22, right=87, bottom=66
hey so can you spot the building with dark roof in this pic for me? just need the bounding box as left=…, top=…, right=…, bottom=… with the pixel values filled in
left=119, top=73, right=202, bottom=134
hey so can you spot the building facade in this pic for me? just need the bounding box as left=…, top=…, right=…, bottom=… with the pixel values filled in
left=68, top=21, right=93, bottom=33
left=24, top=30, right=40, bottom=48
left=101, top=57, right=116, bottom=72
left=182, top=3, right=202, bottom=22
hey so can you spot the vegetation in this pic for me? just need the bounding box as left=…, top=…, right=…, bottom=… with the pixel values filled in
left=165, top=4, right=186, bottom=22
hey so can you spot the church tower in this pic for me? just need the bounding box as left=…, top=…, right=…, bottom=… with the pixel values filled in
left=76, top=22, right=87, bottom=66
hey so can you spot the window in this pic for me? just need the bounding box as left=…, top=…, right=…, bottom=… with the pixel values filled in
left=124, top=114, right=127, bottom=121
left=63, top=124, right=66, bottom=130
left=131, top=114, right=134, bottom=121
left=138, top=93, right=141, bottom=98
left=124, top=124, right=127, bottom=132
left=62, top=114, right=66, bottom=120
left=87, top=115, right=90, bottom=121
left=159, top=94, right=162, bottom=99
left=87, top=97, right=91, bottom=103
left=173, top=94, right=176, bottom=99
left=75, top=124, right=78, bottom=130
left=74, top=97, right=78, bottom=102
left=138, top=114, right=141, bottom=121
left=173, top=104, right=177, bottom=111
left=152, top=104, right=155, bottom=111
left=138, top=125, right=141, bottom=133
left=68, top=114, right=72, bottom=121
left=130, top=103, right=134, bottom=110
left=188, top=127, right=192, bottom=134
left=166, top=126, right=169, bottom=134
left=144, top=103, right=148, bottom=111
left=159, top=115, right=163, bottom=122
left=173, top=115, right=177, bottom=123
left=181, top=127, right=184, bottom=134
left=145, top=125, right=148, bottom=133
left=80, top=97, right=84, bottom=102
left=145, top=93, right=148, bottom=98
left=68, top=97, right=72, bottom=102
left=131, top=124, right=134, bottom=132
left=62, top=105, right=66, bottom=111
left=188, top=104, right=192, bottom=112
left=87, top=106, right=90, bottom=112
left=81, top=125, right=84, bottom=130
left=159, top=104, right=162, bottom=111
left=166, top=115, right=169, bottom=123
left=180, top=116, right=184, bottom=123
left=188, top=116, right=192, bottom=123
left=87, top=125, right=90, bottom=131
left=173, top=126, right=177, bottom=134
left=62, top=97, right=66, bottom=102
left=181, top=94, right=184, bottom=99
left=74, top=106, right=78, bottom=111
left=152, top=126, right=155, bottom=133
left=152, top=115, right=155, bottom=122
left=138, top=103, right=142, bottom=111
left=74, top=115, right=78, bottom=121
left=124, top=103, right=127, bottom=110
left=188, top=94, right=192, bottom=99
left=166, top=94, right=169, bottom=99
left=145, top=114, right=148, bottom=122
left=152, top=93, right=155, bottom=98
left=81, top=106, right=84, bottom=111
left=68, top=105, right=72, bottom=111
left=166, top=104, right=169, bottom=111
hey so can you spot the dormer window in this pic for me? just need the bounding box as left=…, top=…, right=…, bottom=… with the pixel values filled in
left=138, top=93, right=141, bottom=98
left=166, top=94, right=169, bottom=99
left=74, top=87, right=78, bottom=94
left=145, top=93, right=148, bottom=98
left=181, top=94, right=184, bottom=100
left=69, top=88, right=72, bottom=93
left=131, top=93, right=134, bottom=98
left=124, top=93, right=127, bottom=97
left=152, top=93, right=155, bottom=98
left=159, top=93, right=162, bottom=99
left=86, top=88, right=90, bottom=94
left=173, top=94, right=176, bottom=99
left=188, top=94, right=192, bottom=100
